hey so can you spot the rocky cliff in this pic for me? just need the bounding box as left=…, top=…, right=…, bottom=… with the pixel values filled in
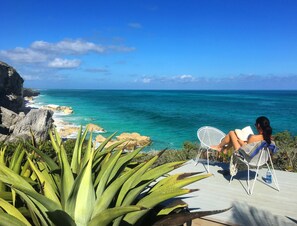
left=0, top=61, right=53, bottom=143
left=0, top=61, right=24, bottom=113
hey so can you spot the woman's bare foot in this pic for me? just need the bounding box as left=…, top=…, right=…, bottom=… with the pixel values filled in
left=210, top=145, right=222, bottom=152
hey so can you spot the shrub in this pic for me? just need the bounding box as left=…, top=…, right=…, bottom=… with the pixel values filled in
left=0, top=128, right=228, bottom=226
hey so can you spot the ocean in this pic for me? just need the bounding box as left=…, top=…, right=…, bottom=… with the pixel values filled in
left=35, top=90, right=297, bottom=151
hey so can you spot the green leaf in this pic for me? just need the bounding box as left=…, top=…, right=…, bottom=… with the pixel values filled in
left=0, top=212, right=28, bottom=226
left=0, top=147, right=6, bottom=192
left=81, top=132, right=93, bottom=169
left=92, top=165, right=140, bottom=218
left=124, top=188, right=195, bottom=224
left=9, top=144, right=25, bottom=175
left=47, top=210, right=76, bottom=226
left=157, top=199, right=188, bottom=216
left=25, top=142, right=59, bottom=172
left=71, top=126, right=88, bottom=174
left=66, top=151, right=95, bottom=225
left=27, top=158, right=61, bottom=205
left=12, top=187, right=53, bottom=226
left=152, top=208, right=232, bottom=226
left=0, top=163, right=35, bottom=192
left=59, top=144, right=74, bottom=210
left=152, top=173, right=211, bottom=194
left=12, top=186, right=62, bottom=212
left=108, top=146, right=144, bottom=184
left=116, top=155, right=158, bottom=207
left=93, top=132, right=117, bottom=159
left=0, top=197, right=31, bottom=226
left=89, top=206, right=146, bottom=226
left=95, top=150, right=122, bottom=197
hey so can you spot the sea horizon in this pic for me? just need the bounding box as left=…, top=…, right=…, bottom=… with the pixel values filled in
left=34, top=89, right=297, bottom=151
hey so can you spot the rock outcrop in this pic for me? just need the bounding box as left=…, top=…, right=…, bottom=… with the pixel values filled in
left=0, top=61, right=24, bottom=112
left=0, top=61, right=54, bottom=143
left=23, top=88, right=40, bottom=97
left=41, top=104, right=74, bottom=114
left=9, top=109, right=54, bottom=143
left=87, top=123, right=105, bottom=132
left=95, top=132, right=151, bottom=150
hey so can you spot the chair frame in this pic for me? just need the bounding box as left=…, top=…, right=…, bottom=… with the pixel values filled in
left=196, top=126, right=226, bottom=172
left=230, top=146, right=280, bottom=195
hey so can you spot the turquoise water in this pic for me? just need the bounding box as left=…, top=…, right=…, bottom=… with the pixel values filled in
left=36, top=90, right=297, bottom=151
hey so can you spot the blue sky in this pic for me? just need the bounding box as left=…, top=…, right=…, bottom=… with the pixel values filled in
left=1, top=0, right=297, bottom=90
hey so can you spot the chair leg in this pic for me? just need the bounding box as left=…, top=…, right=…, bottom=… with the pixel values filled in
left=195, top=147, right=203, bottom=166
left=206, top=148, right=210, bottom=172
left=267, top=155, right=280, bottom=191
left=195, top=147, right=211, bottom=173
left=250, top=164, right=261, bottom=195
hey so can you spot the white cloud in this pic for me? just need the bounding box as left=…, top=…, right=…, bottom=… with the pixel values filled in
left=177, top=74, right=195, bottom=82
left=142, top=78, right=151, bottom=83
left=31, top=40, right=105, bottom=54
left=48, top=58, right=81, bottom=68
left=0, top=48, right=48, bottom=63
left=0, top=39, right=135, bottom=66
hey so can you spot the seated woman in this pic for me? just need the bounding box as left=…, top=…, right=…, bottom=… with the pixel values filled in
left=211, top=116, right=273, bottom=153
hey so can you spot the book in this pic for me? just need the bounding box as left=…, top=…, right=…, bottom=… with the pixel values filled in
left=235, top=126, right=254, bottom=141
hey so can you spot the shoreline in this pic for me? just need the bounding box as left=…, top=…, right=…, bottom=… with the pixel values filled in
left=26, top=95, right=152, bottom=151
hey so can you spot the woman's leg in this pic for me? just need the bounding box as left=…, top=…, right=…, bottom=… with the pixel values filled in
left=211, top=131, right=241, bottom=151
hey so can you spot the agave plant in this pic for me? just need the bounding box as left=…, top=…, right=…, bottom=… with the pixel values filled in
left=0, top=127, right=227, bottom=226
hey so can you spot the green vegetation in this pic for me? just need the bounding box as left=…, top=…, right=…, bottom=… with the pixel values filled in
left=0, top=127, right=229, bottom=226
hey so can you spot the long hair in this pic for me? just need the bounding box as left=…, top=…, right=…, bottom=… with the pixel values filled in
left=256, top=116, right=272, bottom=144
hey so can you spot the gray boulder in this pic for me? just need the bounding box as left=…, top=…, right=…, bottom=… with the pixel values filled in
left=9, top=109, right=54, bottom=143
left=0, top=107, right=25, bottom=131
left=0, top=61, right=24, bottom=112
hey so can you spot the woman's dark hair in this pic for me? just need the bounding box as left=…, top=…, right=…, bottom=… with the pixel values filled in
left=256, top=116, right=272, bottom=144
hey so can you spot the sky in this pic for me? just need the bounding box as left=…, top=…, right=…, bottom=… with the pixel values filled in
left=1, top=0, right=297, bottom=90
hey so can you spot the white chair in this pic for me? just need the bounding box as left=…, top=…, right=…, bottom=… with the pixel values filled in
left=196, top=126, right=226, bottom=172
left=229, top=141, right=280, bottom=195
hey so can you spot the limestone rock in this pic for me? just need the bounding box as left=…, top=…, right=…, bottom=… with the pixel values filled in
left=9, top=109, right=54, bottom=142
left=95, top=134, right=106, bottom=143
left=41, top=105, right=73, bottom=114
left=58, top=126, right=80, bottom=138
left=116, top=132, right=151, bottom=150
left=87, top=123, right=105, bottom=132
left=0, top=107, right=25, bottom=131
left=0, top=61, right=24, bottom=112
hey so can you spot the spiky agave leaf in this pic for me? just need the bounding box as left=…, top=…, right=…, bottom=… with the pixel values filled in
left=112, top=161, right=188, bottom=226
left=91, top=164, right=144, bottom=219
left=0, top=212, right=28, bottom=226
left=0, top=197, right=31, bottom=226
left=9, top=144, right=25, bottom=174
left=95, top=150, right=122, bottom=197
left=157, top=199, right=188, bottom=216
left=152, top=208, right=232, bottom=226
left=71, top=126, right=88, bottom=174
left=89, top=206, right=147, bottom=226
left=108, top=146, right=144, bottom=184
left=57, top=144, right=74, bottom=210
left=123, top=172, right=211, bottom=225
left=46, top=210, right=76, bottom=226
left=123, top=188, right=199, bottom=225
left=27, top=158, right=60, bottom=205
left=0, top=146, right=6, bottom=192
left=65, top=150, right=95, bottom=225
